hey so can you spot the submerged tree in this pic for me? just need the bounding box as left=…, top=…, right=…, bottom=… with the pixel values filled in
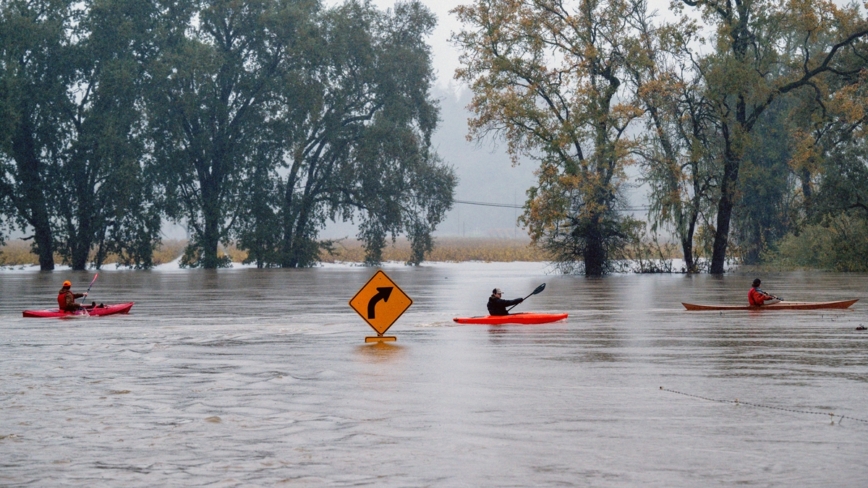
left=0, top=0, right=73, bottom=270
left=146, top=0, right=453, bottom=268
left=675, top=0, right=868, bottom=273
left=234, top=0, right=455, bottom=268
left=147, top=0, right=317, bottom=268
left=0, top=0, right=161, bottom=270
left=454, top=0, right=648, bottom=275
left=628, top=12, right=719, bottom=273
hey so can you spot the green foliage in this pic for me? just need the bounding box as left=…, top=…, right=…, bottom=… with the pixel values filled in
left=234, top=0, right=455, bottom=268
left=543, top=212, right=645, bottom=275
left=732, top=102, right=795, bottom=264
left=0, top=0, right=163, bottom=270
left=179, top=241, right=231, bottom=269
left=146, top=0, right=303, bottom=269
left=671, top=0, right=868, bottom=274
left=766, top=212, right=868, bottom=271
left=813, top=143, right=868, bottom=219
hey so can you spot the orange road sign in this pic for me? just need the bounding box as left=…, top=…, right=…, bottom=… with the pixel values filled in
left=349, top=270, right=413, bottom=336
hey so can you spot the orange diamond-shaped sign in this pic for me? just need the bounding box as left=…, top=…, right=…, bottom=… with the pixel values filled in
left=349, top=270, right=413, bottom=336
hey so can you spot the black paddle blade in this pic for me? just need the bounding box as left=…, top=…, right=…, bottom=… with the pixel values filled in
left=531, top=283, right=546, bottom=295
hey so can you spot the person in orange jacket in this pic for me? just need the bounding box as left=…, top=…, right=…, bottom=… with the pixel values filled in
left=748, top=278, right=781, bottom=306
left=58, top=280, right=88, bottom=312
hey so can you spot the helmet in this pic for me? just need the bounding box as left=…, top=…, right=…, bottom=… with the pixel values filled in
left=62, top=280, right=72, bottom=287
left=492, top=288, right=503, bottom=295
left=752, top=278, right=761, bottom=287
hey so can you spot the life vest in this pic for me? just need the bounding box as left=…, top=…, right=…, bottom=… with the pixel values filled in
left=57, top=291, right=72, bottom=311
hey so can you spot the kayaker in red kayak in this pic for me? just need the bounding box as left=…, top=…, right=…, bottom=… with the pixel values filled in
left=748, top=278, right=780, bottom=306
left=57, top=280, right=89, bottom=312
left=487, top=288, right=524, bottom=316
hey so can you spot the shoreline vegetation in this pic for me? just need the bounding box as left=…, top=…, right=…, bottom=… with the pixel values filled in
left=0, top=237, right=553, bottom=267
left=1, top=235, right=852, bottom=272
left=0, top=236, right=742, bottom=273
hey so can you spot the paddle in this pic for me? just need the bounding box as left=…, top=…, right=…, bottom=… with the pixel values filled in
left=78, top=273, right=99, bottom=312
left=760, top=289, right=783, bottom=302
left=507, top=283, right=546, bottom=311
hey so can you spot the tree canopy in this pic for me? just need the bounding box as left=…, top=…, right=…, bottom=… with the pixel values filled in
left=454, top=0, right=868, bottom=274
left=0, top=0, right=455, bottom=269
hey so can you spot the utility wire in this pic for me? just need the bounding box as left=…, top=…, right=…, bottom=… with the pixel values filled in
left=453, top=199, right=649, bottom=211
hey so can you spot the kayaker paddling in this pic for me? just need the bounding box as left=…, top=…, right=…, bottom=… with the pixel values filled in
left=748, top=279, right=781, bottom=306
left=57, top=278, right=104, bottom=312
left=57, top=280, right=89, bottom=312
left=487, top=288, right=524, bottom=316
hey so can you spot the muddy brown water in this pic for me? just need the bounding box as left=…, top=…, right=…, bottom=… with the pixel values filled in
left=1, top=263, right=867, bottom=486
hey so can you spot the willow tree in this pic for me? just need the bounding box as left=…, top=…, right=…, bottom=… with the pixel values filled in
left=676, top=0, right=868, bottom=273
left=0, top=0, right=70, bottom=270
left=147, top=0, right=317, bottom=268
left=0, top=0, right=162, bottom=270
left=627, top=13, right=720, bottom=273
left=453, top=0, right=647, bottom=275
left=236, top=0, right=455, bottom=268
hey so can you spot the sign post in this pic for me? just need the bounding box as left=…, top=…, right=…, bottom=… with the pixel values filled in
left=349, top=270, right=413, bottom=342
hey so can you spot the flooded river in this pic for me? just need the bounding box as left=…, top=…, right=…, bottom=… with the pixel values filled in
left=1, top=262, right=867, bottom=486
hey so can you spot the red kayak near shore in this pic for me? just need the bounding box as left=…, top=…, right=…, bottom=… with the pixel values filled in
left=682, top=299, right=857, bottom=311
left=453, top=312, right=569, bottom=325
left=23, top=302, right=134, bottom=318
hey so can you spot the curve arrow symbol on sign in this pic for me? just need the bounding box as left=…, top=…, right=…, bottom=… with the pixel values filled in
left=367, top=287, right=394, bottom=319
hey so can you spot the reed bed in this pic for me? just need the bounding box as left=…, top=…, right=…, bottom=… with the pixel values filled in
left=322, top=237, right=549, bottom=263
left=0, top=239, right=191, bottom=267
left=0, top=240, right=40, bottom=267
left=1, top=237, right=549, bottom=267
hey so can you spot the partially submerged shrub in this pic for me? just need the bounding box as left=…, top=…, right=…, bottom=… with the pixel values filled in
left=765, top=212, right=868, bottom=271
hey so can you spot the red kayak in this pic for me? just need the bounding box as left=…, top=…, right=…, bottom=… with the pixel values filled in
left=22, top=302, right=134, bottom=318
left=453, top=312, right=568, bottom=325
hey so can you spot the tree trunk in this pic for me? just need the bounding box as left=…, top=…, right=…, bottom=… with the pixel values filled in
left=71, top=234, right=90, bottom=270
left=286, top=202, right=312, bottom=268
left=13, top=120, right=54, bottom=270
left=280, top=181, right=297, bottom=268
left=71, top=211, right=92, bottom=270
left=32, top=214, right=55, bottom=271
left=583, top=215, right=606, bottom=276
left=200, top=181, right=222, bottom=269
left=682, top=209, right=698, bottom=273
left=800, top=167, right=813, bottom=217
left=710, top=151, right=739, bottom=274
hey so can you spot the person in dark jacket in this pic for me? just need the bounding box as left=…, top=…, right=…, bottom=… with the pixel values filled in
left=487, top=288, right=523, bottom=316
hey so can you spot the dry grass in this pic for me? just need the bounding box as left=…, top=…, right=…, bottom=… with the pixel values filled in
left=0, top=240, right=39, bottom=266
left=152, top=239, right=188, bottom=265
left=223, top=242, right=248, bottom=263
left=0, top=239, right=190, bottom=267
left=322, top=237, right=549, bottom=263
left=1, top=236, right=550, bottom=266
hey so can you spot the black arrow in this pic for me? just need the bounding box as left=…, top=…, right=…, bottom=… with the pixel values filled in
left=368, top=287, right=394, bottom=319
